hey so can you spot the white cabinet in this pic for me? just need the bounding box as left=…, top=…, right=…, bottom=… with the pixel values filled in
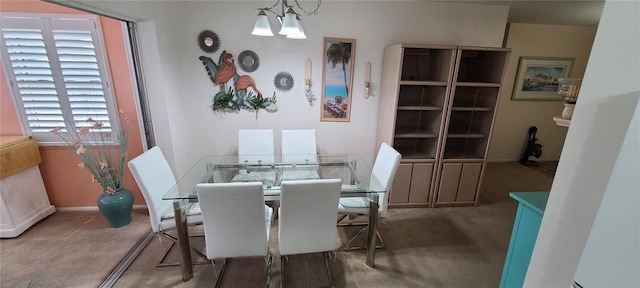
left=377, top=44, right=457, bottom=207
left=433, top=47, right=509, bottom=207
left=390, top=163, right=433, bottom=207
left=435, top=162, right=482, bottom=205
left=0, top=136, right=55, bottom=238
left=378, top=44, right=509, bottom=208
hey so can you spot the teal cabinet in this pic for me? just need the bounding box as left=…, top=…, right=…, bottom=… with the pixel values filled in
left=500, top=191, right=550, bottom=288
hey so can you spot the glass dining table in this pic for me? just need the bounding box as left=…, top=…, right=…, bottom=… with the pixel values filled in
left=163, top=154, right=385, bottom=281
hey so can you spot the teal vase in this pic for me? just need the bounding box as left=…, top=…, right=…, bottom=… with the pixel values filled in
left=97, top=188, right=134, bottom=228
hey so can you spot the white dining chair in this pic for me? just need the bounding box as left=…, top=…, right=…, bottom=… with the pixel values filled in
left=196, top=182, right=273, bottom=288
left=232, top=129, right=277, bottom=187
left=278, top=179, right=342, bottom=288
left=127, top=146, right=206, bottom=267
left=337, top=142, right=402, bottom=251
left=281, top=129, right=320, bottom=181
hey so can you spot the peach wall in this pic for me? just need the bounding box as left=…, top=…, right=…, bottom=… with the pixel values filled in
left=0, top=61, right=21, bottom=135
left=0, top=0, right=145, bottom=207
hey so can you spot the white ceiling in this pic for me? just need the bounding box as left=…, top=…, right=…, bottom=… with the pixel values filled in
left=47, top=0, right=606, bottom=27
left=432, top=0, right=605, bottom=27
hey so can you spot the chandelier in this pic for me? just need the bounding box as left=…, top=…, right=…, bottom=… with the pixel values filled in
left=251, top=0, right=322, bottom=39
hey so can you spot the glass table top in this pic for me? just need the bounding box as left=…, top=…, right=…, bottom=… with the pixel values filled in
left=162, top=154, right=385, bottom=200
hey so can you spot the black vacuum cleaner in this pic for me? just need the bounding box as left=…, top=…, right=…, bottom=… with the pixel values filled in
left=520, top=126, right=542, bottom=166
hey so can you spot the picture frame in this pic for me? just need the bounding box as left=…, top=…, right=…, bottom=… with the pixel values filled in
left=511, top=56, right=574, bottom=101
left=321, top=37, right=355, bottom=122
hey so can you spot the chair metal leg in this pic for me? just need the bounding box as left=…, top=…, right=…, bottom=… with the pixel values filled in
left=337, top=219, right=386, bottom=251
left=155, top=241, right=177, bottom=267
left=280, top=255, right=286, bottom=288
left=269, top=201, right=280, bottom=221
left=155, top=232, right=209, bottom=267
left=265, top=253, right=272, bottom=288
left=213, top=258, right=228, bottom=288
left=375, top=230, right=385, bottom=249
left=323, top=252, right=334, bottom=288
left=211, top=254, right=272, bottom=288
left=190, top=244, right=208, bottom=262
left=337, top=225, right=367, bottom=251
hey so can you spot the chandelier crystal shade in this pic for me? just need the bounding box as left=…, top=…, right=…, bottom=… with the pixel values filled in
left=251, top=0, right=321, bottom=39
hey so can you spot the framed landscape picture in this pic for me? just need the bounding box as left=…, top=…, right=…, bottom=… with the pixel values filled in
left=321, top=37, right=355, bottom=122
left=512, top=57, right=574, bottom=101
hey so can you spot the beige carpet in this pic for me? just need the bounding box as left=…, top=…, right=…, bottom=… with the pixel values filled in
left=0, top=162, right=554, bottom=287
left=525, top=161, right=559, bottom=178
left=0, top=210, right=150, bottom=288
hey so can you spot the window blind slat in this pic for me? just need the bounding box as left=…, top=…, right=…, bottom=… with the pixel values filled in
left=61, top=69, right=100, bottom=76
left=57, top=55, right=97, bottom=62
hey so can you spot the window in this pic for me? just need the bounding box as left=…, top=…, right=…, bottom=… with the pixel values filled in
left=0, top=13, right=119, bottom=144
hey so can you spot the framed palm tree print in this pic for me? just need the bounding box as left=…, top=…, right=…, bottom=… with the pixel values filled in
left=321, top=37, right=355, bottom=122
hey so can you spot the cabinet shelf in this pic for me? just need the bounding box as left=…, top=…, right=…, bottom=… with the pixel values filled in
left=456, top=49, right=509, bottom=83
left=398, top=106, right=442, bottom=111
left=400, top=47, right=456, bottom=82
left=400, top=80, right=449, bottom=86
left=455, top=82, right=502, bottom=87
left=447, top=133, right=487, bottom=138
left=451, top=107, right=492, bottom=112
left=393, top=137, right=439, bottom=160
left=444, top=151, right=483, bottom=163
left=395, top=133, right=439, bottom=138
left=452, top=86, right=499, bottom=109
left=398, top=85, right=447, bottom=107
left=443, top=152, right=485, bottom=160
left=443, top=137, right=489, bottom=159
left=400, top=152, right=437, bottom=159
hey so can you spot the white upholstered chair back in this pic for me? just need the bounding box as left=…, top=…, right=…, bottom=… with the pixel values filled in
left=196, top=182, right=272, bottom=259
left=370, top=142, right=402, bottom=217
left=238, top=129, right=275, bottom=165
left=278, top=179, right=342, bottom=255
left=127, top=146, right=177, bottom=232
left=281, top=129, right=318, bottom=164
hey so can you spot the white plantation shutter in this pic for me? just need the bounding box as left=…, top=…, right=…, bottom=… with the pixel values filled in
left=0, top=14, right=118, bottom=144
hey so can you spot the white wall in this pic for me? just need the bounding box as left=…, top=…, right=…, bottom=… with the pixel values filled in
left=70, top=1, right=509, bottom=176
left=489, top=23, right=596, bottom=162
left=525, top=0, right=640, bottom=286
left=574, top=98, right=639, bottom=287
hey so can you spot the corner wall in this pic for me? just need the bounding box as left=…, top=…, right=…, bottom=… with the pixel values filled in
left=489, top=23, right=597, bottom=162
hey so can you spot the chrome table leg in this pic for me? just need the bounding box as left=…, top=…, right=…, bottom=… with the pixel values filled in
left=174, top=200, right=193, bottom=281
left=366, top=193, right=379, bottom=267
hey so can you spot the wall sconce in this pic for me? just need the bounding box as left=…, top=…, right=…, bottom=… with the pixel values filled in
left=364, top=61, right=372, bottom=99
left=251, top=0, right=321, bottom=39
left=305, top=58, right=312, bottom=92
left=305, top=58, right=315, bottom=104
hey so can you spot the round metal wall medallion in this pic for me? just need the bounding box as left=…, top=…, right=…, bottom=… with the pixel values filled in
left=274, top=71, right=294, bottom=92
left=197, top=29, right=220, bottom=54
left=237, top=50, right=260, bottom=73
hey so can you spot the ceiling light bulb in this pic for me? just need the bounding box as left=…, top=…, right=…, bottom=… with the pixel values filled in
left=252, top=10, right=273, bottom=36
